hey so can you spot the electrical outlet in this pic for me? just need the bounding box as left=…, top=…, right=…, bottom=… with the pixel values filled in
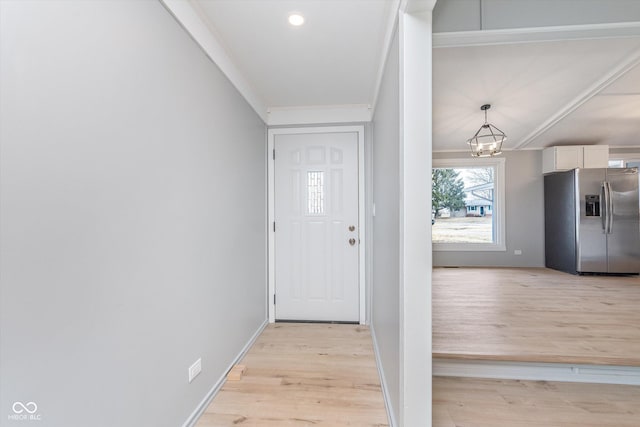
left=188, top=358, right=202, bottom=383
left=514, top=249, right=522, bottom=255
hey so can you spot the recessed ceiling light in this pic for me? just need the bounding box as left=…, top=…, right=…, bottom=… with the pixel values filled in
left=288, top=13, right=305, bottom=26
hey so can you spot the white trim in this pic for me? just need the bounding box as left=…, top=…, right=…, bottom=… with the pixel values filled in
left=433, top=147, right=543, bottom=153
left=266, top=104, right=371, bottom=126
left=433, top=147, right=483, bottom=154
left=357, top=127, right=367, bottom=325
left=432, top=157, right=506, bottom=252
left=264, top=130, right=270, bottom=323
left=370, top=325, right=397, bottom=427
left=433, top=21, right=640, bottom=49
left=182, top=319, right=268, bottom=427
left=433, top=358, right=640, bottom=386
left=399, top=7, right=433, bottom=426
left=267, top=128, right=276, bottom=323
left=267, top=126, right=367, bottom=325
left=514, top=45, right=640, bottom=149
left=364, top=125, right=374, bottom=325
left=160, top=0, right=268, bottom=123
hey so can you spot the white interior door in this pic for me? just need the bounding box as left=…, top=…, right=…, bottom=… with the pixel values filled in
left=274, top=131, right=359, bottom=322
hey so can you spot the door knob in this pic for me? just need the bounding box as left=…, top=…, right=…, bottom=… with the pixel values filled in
left=349, top=238, right=356, bottom=246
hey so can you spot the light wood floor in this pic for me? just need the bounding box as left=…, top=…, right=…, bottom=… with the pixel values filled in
left=434, top=376, right=640, bottom=427
left=433, top=267, right=640, bottom=366
left=195, top=323, right=388, bottom=427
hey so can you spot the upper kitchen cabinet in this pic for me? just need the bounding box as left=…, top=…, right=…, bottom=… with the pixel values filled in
left=542, top=145, right=609, bottom=174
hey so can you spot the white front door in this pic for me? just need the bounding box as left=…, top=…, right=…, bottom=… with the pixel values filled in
left=274, top=131, right=359, bottom=322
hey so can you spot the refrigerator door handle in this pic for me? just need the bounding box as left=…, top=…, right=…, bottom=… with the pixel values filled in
left=602, top=181, right=613, bottom=234
left=607, top=181, right=614, bottom=234
left=600, top=183, right=607, bottom=233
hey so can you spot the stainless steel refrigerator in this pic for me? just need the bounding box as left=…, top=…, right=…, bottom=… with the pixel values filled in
left=544, top=168, right=640, bottom=274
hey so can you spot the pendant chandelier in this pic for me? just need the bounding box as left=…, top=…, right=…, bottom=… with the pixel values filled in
left=467, top=104, right=506, bottom=157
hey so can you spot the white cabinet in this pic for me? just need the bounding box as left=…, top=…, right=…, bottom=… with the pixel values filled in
left=582, top=145, right=610, bottom=168
left=543, top=146, right=582, bottom=173
left=542, top=145, right=609, bottom=174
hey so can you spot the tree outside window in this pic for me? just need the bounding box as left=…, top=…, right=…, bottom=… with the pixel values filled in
left=431, top=157, right=505, bottom=251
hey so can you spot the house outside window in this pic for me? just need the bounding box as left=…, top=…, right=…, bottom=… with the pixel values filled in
left=608, top=153, right=640, bottom=170
left=432, top=157, right=506, bottom=251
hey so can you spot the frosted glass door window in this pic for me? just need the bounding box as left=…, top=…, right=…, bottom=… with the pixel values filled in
left=307, top=171, right=324, bottom=214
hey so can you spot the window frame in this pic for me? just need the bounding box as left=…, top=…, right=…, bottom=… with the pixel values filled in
left=608, top=153, right=640, bottom=168
left=432, top=157, right=506, bottom=252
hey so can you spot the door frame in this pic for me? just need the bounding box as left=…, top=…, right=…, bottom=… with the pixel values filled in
left=267, top=125, right=366, bottom=324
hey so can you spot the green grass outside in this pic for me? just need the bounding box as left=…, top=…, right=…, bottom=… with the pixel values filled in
left=432, top=216, right=493, bottom=243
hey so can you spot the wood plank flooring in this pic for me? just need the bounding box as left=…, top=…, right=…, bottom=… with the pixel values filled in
left=433, top=267, right=640, bottom=366
left=433, top=376, right=640, bottom=427
left=195, top=268, right=640, bottom=425
left=195, top=323, right=388, bottom=427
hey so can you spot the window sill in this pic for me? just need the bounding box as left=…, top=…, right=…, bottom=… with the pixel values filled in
left=433, top=242, right=507, bottom=252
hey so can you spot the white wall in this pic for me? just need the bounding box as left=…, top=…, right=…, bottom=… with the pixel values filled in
left=433, top=150, right=545, bottom=267
left=0, top=2, right=266, bottom=426
left=398, top=8, right=433, bottom=425
left=371, top=6, right=434, bottom=425
left=371, top=27, right=401, bottom=425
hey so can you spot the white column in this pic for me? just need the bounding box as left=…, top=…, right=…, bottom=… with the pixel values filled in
left=399, top=2, right=433, bottom=426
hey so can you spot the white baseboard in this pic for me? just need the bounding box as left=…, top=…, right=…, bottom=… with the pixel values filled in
left=370, top=325, right=397, bottom=427
left=182, top=319, right=269, bottom=427
left=434, top=358, right=640, bottom=386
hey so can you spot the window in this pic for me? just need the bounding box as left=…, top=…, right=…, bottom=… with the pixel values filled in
left=609, top=154, right=640, bottom=170
left=432, top=157, right=506, bottom=251
left=307, top=171, right=325, bottom=214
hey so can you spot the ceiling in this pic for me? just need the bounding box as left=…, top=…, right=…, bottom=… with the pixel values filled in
left=166, top=0, right=640, bottom=151
left=433, top=35, right=640, bottom=151
left=190, top=0, right=394, bottom=110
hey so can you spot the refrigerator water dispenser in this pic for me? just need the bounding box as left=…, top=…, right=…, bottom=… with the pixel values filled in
left=585, top=195, right=600, bottom=217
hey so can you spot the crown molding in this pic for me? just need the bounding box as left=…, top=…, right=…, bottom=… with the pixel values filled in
left=160, top=0, right=269, bottom=123
left=434, top=21, right=640, bottom=49
left=266, top=104, right=371, bottom=126
left=514, top=45, right=640, bottom=149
